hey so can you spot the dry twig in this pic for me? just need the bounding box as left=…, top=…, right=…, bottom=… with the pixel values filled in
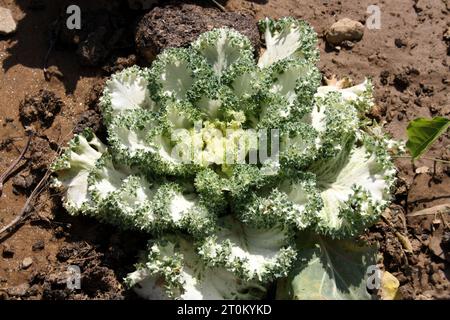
left=0, top=134, right=32, bottom=197
left=0, top=168, right=52, bottom=240
left=406, top=203, right=450, bottom=217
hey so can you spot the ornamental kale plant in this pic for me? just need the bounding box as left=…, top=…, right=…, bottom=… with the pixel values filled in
left=52, top=18, right=397, bottom=300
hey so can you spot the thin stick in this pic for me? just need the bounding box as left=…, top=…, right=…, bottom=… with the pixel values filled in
left=211, top=0, right=227, bottom=12
left=68, top=253, right=103, bottom=264
left=44, top=17, right=61, bottom=73
left=0, top=134, right=32, bottom=197
left=393, top=155, right=450, bottom=164
left=407, top=203, right=450, bottom=217
left=0, top=169, right=52, bottom=238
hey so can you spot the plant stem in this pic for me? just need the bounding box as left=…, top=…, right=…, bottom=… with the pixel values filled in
left=393, top=155, right=450, bottom=164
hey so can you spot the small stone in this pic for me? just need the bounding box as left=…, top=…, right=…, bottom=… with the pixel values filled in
left=368, top=54, right=377, bottom=62
left=21, top=257, right=33, bottom=269
left=325, top=18, right=364, bottom=46
left=1, top=243, right=14, bottom=258
left=415, top=166, right=429, bottom=174
left=7, top=283, right=30, bottom=297
left=32, top=240, right=45, bottom=252
left=0, top=7, right=16, bottom=35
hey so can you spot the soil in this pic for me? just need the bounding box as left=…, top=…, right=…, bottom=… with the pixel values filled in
left=0, top=0, right=449, bottom=300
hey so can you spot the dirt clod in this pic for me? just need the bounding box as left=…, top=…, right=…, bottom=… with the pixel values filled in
left=12, top=174, right=35, bottom=194
left=73, top=110, right=104, bottom=136
left=44, top=65, right=64, bottom=82
left=1, top=243, right=15, bottom=258
left=32, top=240, right=45, bottom=252
left=19, top=90, right=63, bottom=129
left=393, top=73, right=410, bottom=91
left=56, top=246, right=76, bottom=262
left=135, top=3, right=260, bottom=62
left=395, top=38, right=407, bottom=48
left=103, top=54, right=138, bottom=74
left=6, top=283, right=30, bottom=297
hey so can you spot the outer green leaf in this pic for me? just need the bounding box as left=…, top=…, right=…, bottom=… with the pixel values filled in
left=276, top=233, right=377, bottom=300
left=406, top=117, right=450, bottom=159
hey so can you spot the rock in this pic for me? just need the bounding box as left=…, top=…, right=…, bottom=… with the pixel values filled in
left=1, top=243, right=15, bottom=258
left=135, top=3, right=260, bottom=62
left=0, top=7, right=17, bottom=35
left=7, top=283, right=30, bottom=297
left=325, top=18, right=364, bottom=46
left=128, top=0, right=159, bottom=10
left=32, top=240, right=45, bottom=252
left=21, top=257, right=33, bottom=269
